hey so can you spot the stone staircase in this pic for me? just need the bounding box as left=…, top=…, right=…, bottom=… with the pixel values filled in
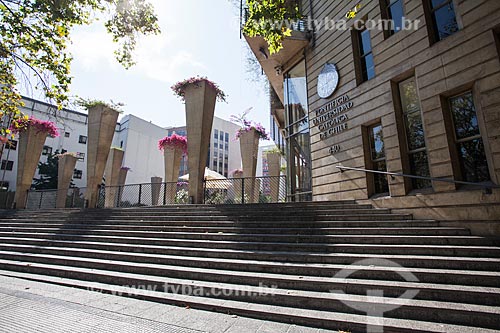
left=0, top=201, right=499, bottom=332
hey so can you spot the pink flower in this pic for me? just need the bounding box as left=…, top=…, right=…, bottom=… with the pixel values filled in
left=10, top=116, right=59, bottom=138
left=158, top=134, right=188, bottom=154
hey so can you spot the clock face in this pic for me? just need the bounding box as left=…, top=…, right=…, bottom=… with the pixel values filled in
left=317, top=63, right=339, bottom=99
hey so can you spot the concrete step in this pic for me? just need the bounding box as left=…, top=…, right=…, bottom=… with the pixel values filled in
left=0, top=225, right=472, bottom=236
left=2, top=243, right=499, bottom=271
left=6, top=269, right=498, bottom=333
left=0, top=209, right=390, bottom=219
left=1, top=201, right=359, bottom=212
left=0, top=250, right=499, bottom=288
left=0, top=231, right=494, bottom=246
left=10, top=205, right=378, bottom=215
left=1, top=236, right=499, bottom=258
left=0, top=213, right=415, bottom=222
left=0, top=220, right=438, bottom=228
left=0, top=260, right=498, bottom=330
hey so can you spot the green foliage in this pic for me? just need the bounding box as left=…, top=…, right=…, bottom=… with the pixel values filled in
left=75, top=97, right=125, bottom=112
left=33, top=150, right=75, bottom=190
left=264, top=146, right=283, bottom=156
left=0, top=0, right=160, bottom=137
left=243, top=0, right=301, bottom=54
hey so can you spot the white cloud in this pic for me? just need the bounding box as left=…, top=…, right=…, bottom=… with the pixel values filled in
left=69, top=24, right=117, bottom=71
left=68, top=0, right=205, bottom=83
left=133, top=46, right=207, bottom=83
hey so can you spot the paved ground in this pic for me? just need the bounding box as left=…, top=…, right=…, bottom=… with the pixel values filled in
left=0, top=275, right=335, bottom=333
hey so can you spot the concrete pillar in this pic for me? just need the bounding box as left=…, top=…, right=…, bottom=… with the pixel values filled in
left=151, top=176, right=163, bottom=206
left=266, top=152, right=282, bottom=202
left=253, top=178, right=261, bottom=203
left=231, top=171, right=244, bottom=203
left=85, top=105, right=119, bottom=208
left=239, top=129, right=260, bottom=203
left=14, top=127, right=48, bottom=209
left=184, top=81, right=217, bottom=204
left=164, top=147, right=183, bottom=204
left=118, top=168, right=129, bottom=187
left=104, top=148, right=124, bottom=208
left=116, top=167, right=129, bottom=207
left=56, top=154, right=78, bottom=208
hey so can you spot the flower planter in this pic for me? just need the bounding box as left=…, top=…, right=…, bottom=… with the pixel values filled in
left=104, top=148, right=124, bottom=208
left=85, top=105, right=119, bottom=208
left=151, top=176, right=163, bottom=206
left=14, top=127, right=49, bottom=209
left=239, top=128, right=260, bottom=203
left=266, top=152, right=282, bottom=202
left=56, top=154, right=78, bottom=209
left=184, top=81, right=218, bottom=204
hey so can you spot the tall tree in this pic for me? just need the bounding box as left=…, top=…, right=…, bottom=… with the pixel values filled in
left=0, top=0, right=160, bottom=139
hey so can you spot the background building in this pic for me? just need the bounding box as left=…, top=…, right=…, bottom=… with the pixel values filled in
left=113, top=115, right=169, bottom=184
left=0, top=97, right=90, bottom=191
left=1, top=98, right=243, bottom=192
left=167, top=117, right=242, bottom=178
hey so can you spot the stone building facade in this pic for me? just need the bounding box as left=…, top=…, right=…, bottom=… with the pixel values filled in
left=244, top=0, right=500, bottom=225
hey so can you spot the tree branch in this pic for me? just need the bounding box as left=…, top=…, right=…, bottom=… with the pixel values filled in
left=10, top=51, right=51, bottom=92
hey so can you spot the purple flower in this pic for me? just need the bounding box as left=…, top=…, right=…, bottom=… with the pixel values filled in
left=230, top=110, right=269, bottom=141
left=230, top=169, right=244, bottom=177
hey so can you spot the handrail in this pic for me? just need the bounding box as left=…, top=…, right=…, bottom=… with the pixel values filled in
left=336, top=165, right=499, bottom=195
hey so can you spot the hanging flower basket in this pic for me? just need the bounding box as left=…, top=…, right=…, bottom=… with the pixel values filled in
left=171, top=76, right=227, bottom=103
left=10, top=116, right=59, bottom=138
left=158, top=133, right=188, bottom=153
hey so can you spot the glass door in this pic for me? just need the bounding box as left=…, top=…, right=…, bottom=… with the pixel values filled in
left=284, top=59, right=312, bottom=201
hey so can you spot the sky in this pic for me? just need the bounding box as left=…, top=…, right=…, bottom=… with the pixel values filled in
left=61, top=0, right=270, bottom=131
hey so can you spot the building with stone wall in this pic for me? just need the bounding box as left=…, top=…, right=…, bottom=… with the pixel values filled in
left=244, top=0, right=500, bottom=224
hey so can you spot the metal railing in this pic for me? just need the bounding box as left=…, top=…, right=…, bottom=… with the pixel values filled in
left=97, top=182, right=189, bottom=208
left=337, top=165, right=500, bottom=195
left=26, top=187, right=89, bottom=209
left=204, top=176, right=287, bottom=204
left=24, top=176, right=288, bottom=209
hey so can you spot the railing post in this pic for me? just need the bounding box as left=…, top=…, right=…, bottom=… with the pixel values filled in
left=241, top=178, right=245, bottom=204
left=138, top=184, right=142, bottom=206
left=163, top=182, right=167, bottom=206
left=116, top=186, right=121, bottom=208
left=38, top=191, right=43, bottom=209
left=203, top=180, right=206, bottom=204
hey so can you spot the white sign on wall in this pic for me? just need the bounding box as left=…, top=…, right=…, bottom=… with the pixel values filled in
left=317, top=63, right=339, bottom=99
